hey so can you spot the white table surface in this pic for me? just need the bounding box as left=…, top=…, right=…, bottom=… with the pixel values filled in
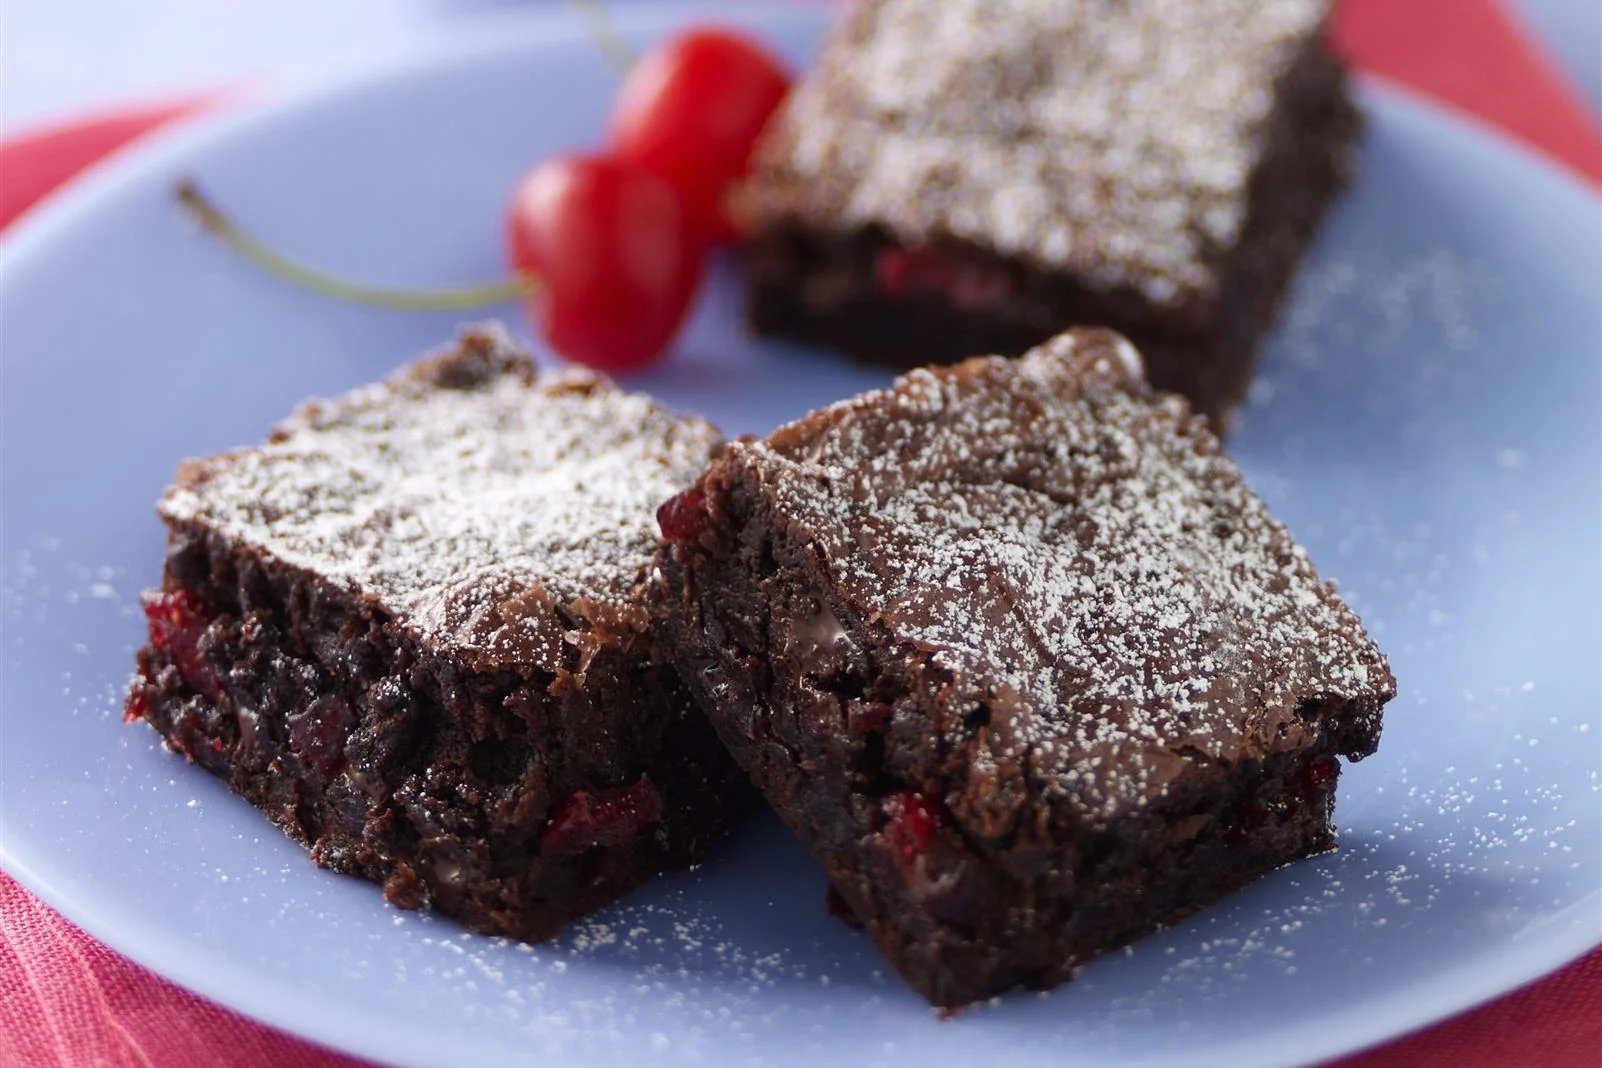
left=1, top=0, right=1598, bottom=137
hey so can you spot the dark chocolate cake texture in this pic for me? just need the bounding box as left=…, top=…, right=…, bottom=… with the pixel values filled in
left=127, top=327, right=746, bottom=941
left=652, top=327, right=1395, bottom=1007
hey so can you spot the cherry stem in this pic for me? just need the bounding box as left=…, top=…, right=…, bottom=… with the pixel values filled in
left=568, top=0, right=636, bottom=75
left=175, top=181, right=533, bottom=312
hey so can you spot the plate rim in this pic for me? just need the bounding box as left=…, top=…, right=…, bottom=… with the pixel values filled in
left=1, top=4, right=1599, bottom=1066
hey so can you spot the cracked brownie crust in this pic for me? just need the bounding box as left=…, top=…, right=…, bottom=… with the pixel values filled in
left=651, top=328, right=1395, bottom=1006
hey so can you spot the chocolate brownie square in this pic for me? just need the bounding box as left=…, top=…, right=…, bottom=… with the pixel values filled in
left=651, top=328, right=1395, bottom=1007
left=740, top=0, right=1360, bottom=429
left=126, top=327, right=745, bottom=941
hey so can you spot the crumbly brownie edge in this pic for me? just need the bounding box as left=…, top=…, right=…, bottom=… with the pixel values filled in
left=651, top=332, right=1394, bottom=1005
left=128, top=519, right=743, bottom=942
left=742, top=36, right=1361, bottom=429
left=828, top=748, right=1346, bottom=1008
left=652, top=452, right=1363, bottom=1006
left=1211, top=35, right=1361, bottom=414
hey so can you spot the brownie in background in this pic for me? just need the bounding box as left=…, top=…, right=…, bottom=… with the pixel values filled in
left=740, top=0, right=1360, bottom=429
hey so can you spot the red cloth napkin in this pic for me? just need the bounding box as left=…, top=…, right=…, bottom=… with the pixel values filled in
left=1, top=2, right=1598, bottom=1066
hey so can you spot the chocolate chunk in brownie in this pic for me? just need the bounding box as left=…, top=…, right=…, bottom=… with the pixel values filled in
left=651, top=328, right=1395, bottom=1007
left=739, top=0, right=1360, bottom=429
left=126, top=326, right=746, bottom=941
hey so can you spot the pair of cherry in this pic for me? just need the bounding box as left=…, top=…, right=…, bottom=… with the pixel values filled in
left=186, top=24, right=789, bottom=376
left=516, top=26, right=790, bottom=373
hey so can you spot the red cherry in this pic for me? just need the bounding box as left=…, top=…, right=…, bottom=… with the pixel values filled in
left=541, top=775, right=664, bottom=857
left=124, top=691, right=150, bottom=726
left=872, top=246, right=1013, bottom=312
left=142, top=589, right=224, bottom=703
left=508, top=154, right=704, bottom=374
left=655, top=482, right=709, bottom=543
left=1304, top=755, right=1340, bottom=792
left=882, top=789, right=941, bottom=869
left=610, top=27, right=792, bottom=244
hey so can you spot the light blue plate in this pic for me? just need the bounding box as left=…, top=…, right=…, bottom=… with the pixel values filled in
left=2, top=5, right=1598, bottom=1066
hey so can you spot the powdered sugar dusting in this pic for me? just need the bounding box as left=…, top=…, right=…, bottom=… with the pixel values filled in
left=746, top=329, right=1393, bottom=819
left=749, top=0, right=1332, bottom=302
left=158, top=328, right=719, bottom=666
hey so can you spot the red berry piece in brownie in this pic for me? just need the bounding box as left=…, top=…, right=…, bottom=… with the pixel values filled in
left=651, top=328, right=1395, bottom=1007
left=739, top=0, right=1361, bottom=430
left=126, top=326, right=747, bottom=941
